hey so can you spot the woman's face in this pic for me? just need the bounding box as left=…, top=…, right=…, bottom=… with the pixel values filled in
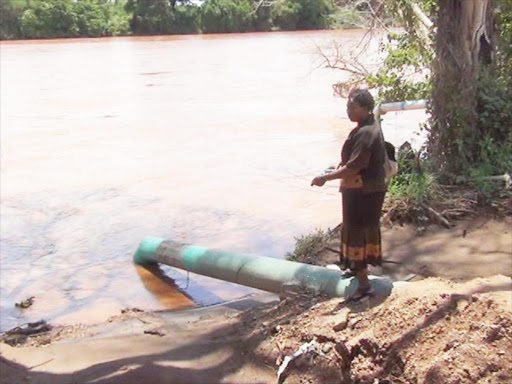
left=347, top=99, right=370, bottom=123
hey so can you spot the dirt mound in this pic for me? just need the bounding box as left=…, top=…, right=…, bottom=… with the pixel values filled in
left=254, top=275, right=512, bottom=384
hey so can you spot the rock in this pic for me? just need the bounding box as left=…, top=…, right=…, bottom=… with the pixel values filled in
left=15, top=296, right=35, bottom=309
left=349, top=317, right=361, bottom=329
left=333, top=320, right=348, bottom=332
left=322, top=343, right=332, bottom=353
left=333, top=311, right=349, bottom=331
left=144, top=328, right=167, bottom=337
left=121, top=307, right=144, bottom=314
left=485, top=325, right=501, bottom=342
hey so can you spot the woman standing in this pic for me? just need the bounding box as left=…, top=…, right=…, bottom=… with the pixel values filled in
left=311, top=88, right=387, bottom=299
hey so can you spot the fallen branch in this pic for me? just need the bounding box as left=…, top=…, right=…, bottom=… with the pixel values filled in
left=421, top=203, right=452, bottom=228
left=441, top=208, right=475, bottom=218
left=29, top=358, right=55, bottom=370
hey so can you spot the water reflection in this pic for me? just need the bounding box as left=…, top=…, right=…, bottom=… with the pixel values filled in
left=135, top=264, right=195, bottom=309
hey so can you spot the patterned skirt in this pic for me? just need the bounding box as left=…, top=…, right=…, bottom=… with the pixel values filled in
left=340, top=189, right=385, bottom=270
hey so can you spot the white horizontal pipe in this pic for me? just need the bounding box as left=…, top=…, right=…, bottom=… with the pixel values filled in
left=376, top=99, right=429, bottom=115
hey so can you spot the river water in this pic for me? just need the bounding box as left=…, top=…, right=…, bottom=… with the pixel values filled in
left=0, top=30, right=426, bottom=331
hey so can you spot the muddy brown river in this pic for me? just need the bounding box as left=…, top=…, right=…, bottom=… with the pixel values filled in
left=0, top=30, right=426, bottom=331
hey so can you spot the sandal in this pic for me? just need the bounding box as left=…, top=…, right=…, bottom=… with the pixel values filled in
left=341, top=269, right=356, bottom=278
left=348, top=285, right=375, bottom=301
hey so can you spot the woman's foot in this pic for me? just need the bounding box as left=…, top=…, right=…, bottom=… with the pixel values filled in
left=349, top=284, right=375, bottom=300
left=325, top=263, right=355, bottom=278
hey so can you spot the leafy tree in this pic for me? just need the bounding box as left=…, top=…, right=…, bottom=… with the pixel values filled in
left=20, top=0, right=79, bottom=38
left=173, top=4, right=201, bottom=34
left=0, top=0, right=26, bottom=39
left=73, top=0, right=108, bottom=36
left=104, top=0, right=132, bottom=36
left=295, top=0, right=334, bottom=29
left=253, top=3, right=272, bottom=31
left=270, top=0, right=301, bottom=30
left=270, top=0, right=335, bottom=31
left=126, top=0, right=175, bottom=34
left=200, top=0, right=255, bottom=33
left=126, top=0, right=199, bottom=34
left=3, top=0, right=338, bottom=38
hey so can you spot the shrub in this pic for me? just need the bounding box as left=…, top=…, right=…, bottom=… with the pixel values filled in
left=286, top=229, right=326, bottom=263
left=388, top=147, right=439, bottom=205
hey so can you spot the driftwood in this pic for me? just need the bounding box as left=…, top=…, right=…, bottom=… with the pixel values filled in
left=421, top=203, right=452, bottom=228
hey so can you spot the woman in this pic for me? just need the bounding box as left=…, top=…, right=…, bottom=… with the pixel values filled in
left=311, top=88, right=387, bottom=299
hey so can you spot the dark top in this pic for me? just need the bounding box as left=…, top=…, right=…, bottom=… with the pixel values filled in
left=340, top=115, right=387, bottom=193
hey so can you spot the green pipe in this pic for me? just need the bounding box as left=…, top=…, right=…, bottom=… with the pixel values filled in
left=134, top=237, right=393, bottom=298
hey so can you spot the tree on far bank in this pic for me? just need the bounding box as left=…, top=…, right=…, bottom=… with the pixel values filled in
left=126, top=0, right=200, bottom=34
left=270, top=0, right=334, bottom=31
left=20, top=0, right=79, bottom=38
left=0, top=0, right=25, bottom=39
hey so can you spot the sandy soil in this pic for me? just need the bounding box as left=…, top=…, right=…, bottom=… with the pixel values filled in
left=1, top=217, right=511, bottom=384
left=318, top=216, right=512, bottom=281
left=257, top=275, right=512, bottom=384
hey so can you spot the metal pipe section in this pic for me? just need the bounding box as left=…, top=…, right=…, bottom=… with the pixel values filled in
left=375, top=99, right=429, bottom=120
left=134, top=237, right=393, bottom=298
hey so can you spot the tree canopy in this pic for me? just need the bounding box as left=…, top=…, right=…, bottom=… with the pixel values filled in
left=0, top=0, right=337, bottom=39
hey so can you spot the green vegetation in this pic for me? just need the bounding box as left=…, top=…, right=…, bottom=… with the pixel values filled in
left=126, top=0, right=201, bottom=35
left=0, top=0, right=338, bottom=39
left=286, top=229, right=327, bottom=264
left=200, top=0, right=254, bottom=33
left=388, top=148, right=439, bottom=205
left=3, top=0, right=131, bottom=38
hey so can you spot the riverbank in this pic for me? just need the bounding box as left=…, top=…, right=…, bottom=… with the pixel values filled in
left=1, top=217, right=511, bottom=384
left=322, top=216, right=512, bottom=282
left=1, top=276, right=510, bottom=384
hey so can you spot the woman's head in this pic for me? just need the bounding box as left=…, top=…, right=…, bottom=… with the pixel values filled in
left=347, top=88, right=375, bottom=123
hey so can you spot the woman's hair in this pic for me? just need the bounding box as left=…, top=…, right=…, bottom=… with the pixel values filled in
left=349, top=88, right=375, bottom=111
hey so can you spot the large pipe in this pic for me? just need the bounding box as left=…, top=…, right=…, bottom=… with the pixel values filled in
left=375, top=99, right=429, bottom=120
left=134, top=237, right=393, bottom=298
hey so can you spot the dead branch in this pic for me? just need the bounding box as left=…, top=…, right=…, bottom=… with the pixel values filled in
left=420, top=203, right=452, bottom=228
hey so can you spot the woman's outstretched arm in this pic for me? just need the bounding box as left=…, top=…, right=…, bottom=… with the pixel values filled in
left=311, top=165, right=358, bottom=187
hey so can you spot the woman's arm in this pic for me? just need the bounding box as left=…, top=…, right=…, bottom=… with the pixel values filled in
left=311, top=165, right=358, bottom=187
left=311, top=127, right=373, bottom=187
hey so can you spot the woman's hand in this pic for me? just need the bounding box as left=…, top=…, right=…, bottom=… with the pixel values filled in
left=311, top=175, right=327, bottom=187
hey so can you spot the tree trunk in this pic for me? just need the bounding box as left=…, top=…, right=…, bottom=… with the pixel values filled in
left=429, top=0, right=494, bottom=174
